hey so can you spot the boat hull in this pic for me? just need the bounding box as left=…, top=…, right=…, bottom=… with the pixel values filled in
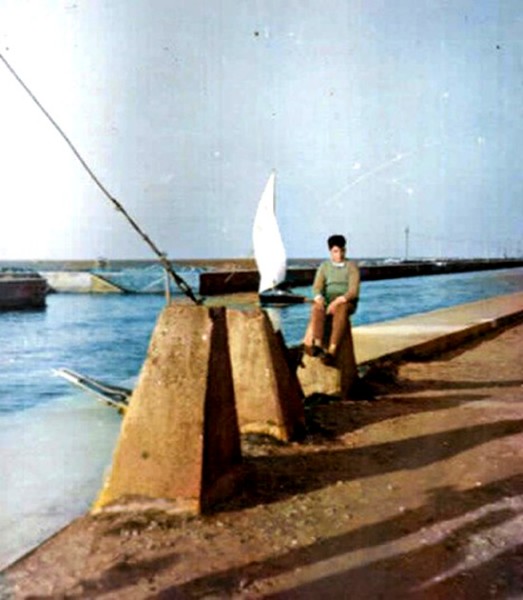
left=0, top=276, right=47, bottom=310
left=259, top=289, right=307, bottom=306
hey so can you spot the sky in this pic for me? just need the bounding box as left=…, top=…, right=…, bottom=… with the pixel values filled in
left=0, top=0, right=522, bottom=260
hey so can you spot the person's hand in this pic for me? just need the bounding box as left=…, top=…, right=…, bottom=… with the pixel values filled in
left=314, top=295, right=325, bottom=306
left=327, top=296, right=346, bottom=315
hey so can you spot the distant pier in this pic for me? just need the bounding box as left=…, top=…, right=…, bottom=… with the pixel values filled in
left=1, top=258, right=522, bottom=295
left=200, top=259, right=523, bottom=295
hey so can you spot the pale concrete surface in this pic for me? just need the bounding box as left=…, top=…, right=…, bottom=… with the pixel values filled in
left=353, top=291, right=523, bottom=367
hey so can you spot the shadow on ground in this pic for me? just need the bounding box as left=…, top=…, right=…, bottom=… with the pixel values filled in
left=225, top=416, right=523, bottom=510
left=162, top=473, right=523, bottom=598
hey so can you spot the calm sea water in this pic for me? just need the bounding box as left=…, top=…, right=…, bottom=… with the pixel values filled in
left=1, top=266, right=523, bottom=568
left=2, top=266, right=523, bottom=416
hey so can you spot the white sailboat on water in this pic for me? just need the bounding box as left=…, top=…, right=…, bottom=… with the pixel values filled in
left=252, top=172, right=306, bottom=305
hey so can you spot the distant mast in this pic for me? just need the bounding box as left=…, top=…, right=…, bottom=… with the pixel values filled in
left=252, top=172, right=287, bottom=293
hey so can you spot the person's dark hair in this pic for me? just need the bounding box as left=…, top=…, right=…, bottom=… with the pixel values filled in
left=327, top=234, right=346, bottom=249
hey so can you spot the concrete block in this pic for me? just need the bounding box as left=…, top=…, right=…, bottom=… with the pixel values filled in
left=94, top=304, right=242, bottom=514
left=298, top=320, right=358, bottom=399
left=227, top=307, right=305, bottom=441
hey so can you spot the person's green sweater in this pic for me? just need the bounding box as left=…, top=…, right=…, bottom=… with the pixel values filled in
left=312, top=260, right=360, bottom=306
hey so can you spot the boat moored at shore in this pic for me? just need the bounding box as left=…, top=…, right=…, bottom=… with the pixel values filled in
left=0, top=271, right=48, bottom=310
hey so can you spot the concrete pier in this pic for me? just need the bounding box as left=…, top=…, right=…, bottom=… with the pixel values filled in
left=199, top=259, right=523, bottom=295
left=353, top=290, right=523, bottom=366
left=2, top=290, right=523, bottom=570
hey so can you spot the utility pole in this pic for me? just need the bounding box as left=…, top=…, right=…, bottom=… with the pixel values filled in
left=404, top=225, right=410, bottom=261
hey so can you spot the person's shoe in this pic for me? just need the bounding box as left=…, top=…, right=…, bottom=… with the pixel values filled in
left=311, top=344, right=327, bottom=358
left=322, top=352, right=336, bottom=367
left=303, top=344, right=315, bottom=357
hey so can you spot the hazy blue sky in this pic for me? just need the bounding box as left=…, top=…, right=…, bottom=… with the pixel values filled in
left=0, top=0, right=521, bottom=260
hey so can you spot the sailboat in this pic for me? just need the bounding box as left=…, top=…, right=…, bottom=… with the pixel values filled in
left=252, top=172, right=306, bottom=305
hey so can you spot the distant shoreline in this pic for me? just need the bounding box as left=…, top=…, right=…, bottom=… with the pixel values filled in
left=2, top=257, right=523, bottom=273
left=1, top=258, right=284, bottom=271
left=3, top=258, right=522, bottom=296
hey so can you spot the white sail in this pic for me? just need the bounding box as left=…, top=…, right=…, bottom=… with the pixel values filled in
left=252, top=172, right=287, bottom=293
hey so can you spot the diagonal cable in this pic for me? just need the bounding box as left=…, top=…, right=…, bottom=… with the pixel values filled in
left=0, top=51, right=202, bottom=305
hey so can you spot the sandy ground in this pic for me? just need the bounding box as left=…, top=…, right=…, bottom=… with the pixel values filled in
left=2, top=321, right=523, bottom=599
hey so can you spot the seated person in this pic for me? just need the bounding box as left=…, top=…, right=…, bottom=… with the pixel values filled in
left=305, top=234, right=360, bottom=362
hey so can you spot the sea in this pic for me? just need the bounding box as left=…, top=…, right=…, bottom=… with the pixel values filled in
left=1, top=265, right=523, bottom=569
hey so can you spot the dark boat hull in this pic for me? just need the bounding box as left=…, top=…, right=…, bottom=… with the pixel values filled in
left=259, top=289, right=307, bottom=306
left=0, top=275, right=47, bottom=310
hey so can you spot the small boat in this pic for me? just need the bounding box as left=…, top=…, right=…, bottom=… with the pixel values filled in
left=252, top=172, right=307, bottom=306
left=54, top=367, right=131, bottom=412
left=0, top=270, right=47, bottom=310
left=259, top=285, right=308, bottom=306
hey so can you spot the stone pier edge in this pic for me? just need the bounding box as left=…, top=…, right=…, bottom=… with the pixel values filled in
left=350, top=291, right=523, bottom=369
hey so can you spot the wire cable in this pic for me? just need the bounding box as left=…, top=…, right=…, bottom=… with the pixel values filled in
left=0, top=51, right=202, bottom=305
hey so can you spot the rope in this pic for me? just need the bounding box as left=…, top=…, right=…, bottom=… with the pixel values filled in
left=0, top=52, right=202, bottom=305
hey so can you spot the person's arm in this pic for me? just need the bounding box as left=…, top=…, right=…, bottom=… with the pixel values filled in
left=344, top=261, right=360, bottom=302
left=312, top=263, right=326, bottom=302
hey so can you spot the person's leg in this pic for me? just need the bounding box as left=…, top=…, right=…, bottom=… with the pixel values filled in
left=327, top=301, right=351, bottom=356
left=303, top=302, right=327, bottom=355
left=311, top=302, right=327, bottom=345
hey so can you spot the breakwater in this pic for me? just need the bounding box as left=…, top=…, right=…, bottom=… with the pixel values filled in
left=200, top=259, right=523, bottom=295
left=2, top=258, right=523, bottom=295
